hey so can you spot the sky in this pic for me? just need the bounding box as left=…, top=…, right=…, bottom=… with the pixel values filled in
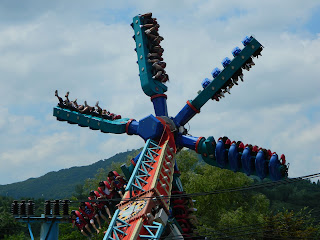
left=0, top=0, right=320, bottom=185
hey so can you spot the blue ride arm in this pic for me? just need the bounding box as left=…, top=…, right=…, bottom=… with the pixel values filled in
left=175, top=133, right=288, bottom=181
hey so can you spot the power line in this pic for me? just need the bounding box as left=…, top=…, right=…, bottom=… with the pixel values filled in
left=72, top=172, right=320, bottom=204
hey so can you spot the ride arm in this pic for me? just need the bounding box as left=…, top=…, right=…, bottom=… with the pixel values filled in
left=53, top=107, right=130, bottom=134
left=132, top=14, right=167, bottom=97
left=174, top=37, right=263, bottom=127
left=175, top=133, right=288, bottom=181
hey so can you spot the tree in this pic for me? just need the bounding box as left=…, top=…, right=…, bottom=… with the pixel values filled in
left=73, top=184, right=86, bottom=200
left=83, top=168, right=108, bottom=195
left=263, top=208, right=320, bottom=239
left=0, top=212, right=25, bottom=239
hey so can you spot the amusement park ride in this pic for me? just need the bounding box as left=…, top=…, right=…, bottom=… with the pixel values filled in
left=12, top=12, right=288, bottom=239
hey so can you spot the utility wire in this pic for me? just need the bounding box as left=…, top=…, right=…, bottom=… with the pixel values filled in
left=71, top=172, right=320, bottom=204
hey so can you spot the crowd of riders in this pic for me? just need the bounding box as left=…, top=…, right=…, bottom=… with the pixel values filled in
left=138, top=12, right=169, bottom=83
left=55, top=90, right=121, bottom=120
left=70, top=171, right=127, bottom=237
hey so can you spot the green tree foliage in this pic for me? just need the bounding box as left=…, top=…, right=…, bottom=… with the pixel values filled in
left=82, top=168, right=108, bottom=196
left=263, top=208, right=320, bottom=239
left=257, top=178, right=320, bottom=222
left=0, top=196, right=26, bottom=239
left=3, top=232, right=26, bottom=240
left=175, top=150, right=269, bottom=238
left=59, top=223, right=86, bottom=240
left=0, top=212, right=26, bottom=239
left=74, top=184, right=87, bottom=200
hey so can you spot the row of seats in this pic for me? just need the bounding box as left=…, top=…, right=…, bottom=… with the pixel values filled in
left=55, top=90, right=121, bottom=120
left=71, top=171, right=127, bottom=237
left=216, top=136, right=288, bottom=180
left=133, top=12, right=169, bottom=83
left=202, top=36, right=263, bottom=102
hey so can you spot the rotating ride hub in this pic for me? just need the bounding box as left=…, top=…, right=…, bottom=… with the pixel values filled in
left=52, top=12, right=288, bottom=240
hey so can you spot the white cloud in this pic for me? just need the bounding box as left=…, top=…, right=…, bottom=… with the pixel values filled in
left=0, top=0, right=320, bottom=184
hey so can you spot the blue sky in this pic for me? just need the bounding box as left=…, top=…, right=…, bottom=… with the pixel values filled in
left=0, top=0, right=320, bottom=185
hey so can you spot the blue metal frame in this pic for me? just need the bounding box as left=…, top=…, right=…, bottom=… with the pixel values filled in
left=174, top=102, right=199, bottom=127
left=151, top=94, right=168, bottom=117
left=28, top=223, right=35, bottom=240
left=175, top=134, right=199, bottom=150
left=139, top=221, right=165, bottom=239
left=103, top=209, right=131, bottom=240
left=16, top=216, right=67, bottom=240
left=43, top=220, right=57, bottom=240
left=125, top=140, right=161, bottom=195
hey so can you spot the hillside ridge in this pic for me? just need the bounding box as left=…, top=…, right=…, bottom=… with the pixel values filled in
left=0, top=149, right=137, bottom=199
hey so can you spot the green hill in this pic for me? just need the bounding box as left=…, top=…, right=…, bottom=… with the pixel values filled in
left=0, top=149, right=137, bottom=199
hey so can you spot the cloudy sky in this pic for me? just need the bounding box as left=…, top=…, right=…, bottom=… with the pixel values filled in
left=0, top=0, right=319, bottom=185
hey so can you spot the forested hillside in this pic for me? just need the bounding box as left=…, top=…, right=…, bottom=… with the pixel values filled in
left=0, top=149, right=138, bottom=199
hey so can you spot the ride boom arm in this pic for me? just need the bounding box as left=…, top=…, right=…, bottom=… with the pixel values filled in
left=132, top=14, right=167, bottom=97
left=174, top=36, right=263, bottom=127
left=53, top=107, right=130, bottom=134
left=176, top=133, right=288, bottom=181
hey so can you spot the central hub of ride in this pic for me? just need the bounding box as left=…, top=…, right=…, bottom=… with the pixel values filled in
left=133, top=114, right=179, bottom=142
left=136, top=114, right=164, bottom=141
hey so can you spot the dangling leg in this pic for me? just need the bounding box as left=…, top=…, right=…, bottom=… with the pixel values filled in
left=80, top=229, right=89, bottom=237
left=118, top=190, right=123, bottom=198
left=55, top=90, right=64, bottom=105
left=90, top=219, right=99, bottom=234
left=65, top=91, right=70, bottom=102
left=99, top=209, right=108, bottom=222
left=104, top=205, right=112, bottom=219
left=95, top=214, right=102, bottom=229
left=85, top=224, right=93, bottom=234
left=95, top=101, right=102, bottom=115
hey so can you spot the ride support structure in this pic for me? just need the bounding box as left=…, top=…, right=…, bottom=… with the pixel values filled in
left=11, top=200, right=70, bottom=240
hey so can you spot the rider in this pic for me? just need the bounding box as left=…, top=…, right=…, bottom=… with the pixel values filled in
left=78, top=202, right=100, bottom=233
left=97, top=181, right=120, bottom=212
left=71, top=210, right=92, bottom=237
left=107, top=171, right=127, bottom=198
left=88, top=190, right=112, bottom=219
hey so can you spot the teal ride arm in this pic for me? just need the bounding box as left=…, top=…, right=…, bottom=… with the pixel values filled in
left=192, top=37, right=262, bottom=109
left=53, top=107, right=130, bottom=134
left=174, top=37, right=263, bottom=127
left=132, top=15, right=167, bottom=97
